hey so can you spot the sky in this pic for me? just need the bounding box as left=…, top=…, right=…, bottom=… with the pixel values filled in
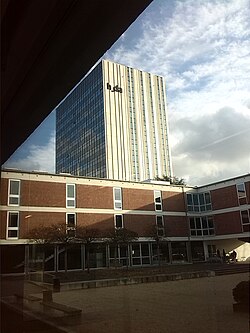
left=3, top=0, right=250, bottom=186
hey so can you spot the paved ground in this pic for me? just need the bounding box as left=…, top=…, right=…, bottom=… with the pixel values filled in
left=47, top=272, right=249, bottom=333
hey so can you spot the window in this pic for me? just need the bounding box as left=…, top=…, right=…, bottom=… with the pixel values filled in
left=66, top=213, right=76, bottom=236
left=154, top=190, right=162, bottom=211
left=113, top=187, right=122, bottom=210
left=66, top=184, right=75, bottom=208
left=240, top=210, right=250, bottom=232
left=156, top=215, right=165, bottom=236
left=7, top=212, right=19, bottom=239
left=8, top=179, right=20, bottom=206
left=237, top=183, right=247, bottom=205
left=187, top=192, right=211, bottom=212
left=189, top=216, right=214, bottom=236
left=114, top=214, right=123, bottom=229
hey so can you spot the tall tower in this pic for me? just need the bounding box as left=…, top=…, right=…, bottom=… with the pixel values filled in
left=56, top=60, right=172, bottom=181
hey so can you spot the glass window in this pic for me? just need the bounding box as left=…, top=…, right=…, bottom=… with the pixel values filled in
left=115, top=214, right=123, bottom=229
left=193, top=194, right=199, bottom=205
left=187, top=192, right=212, bottom=212
left=66, top=184, right=75, bottom=208
left=202, top=217, right=208, bottom=229
left=190, top=217, right=195, bottom=229
left=187, top=194, right=193, bottom=205
left=156, top=215, right=165, bottom=236
left=113, top=187, right=122, bottom=210
left=154, top=190, right=162, bottom=211
left=8, top=180, right=20, bottom=206
left=199, top=193, right=205, bottom=205
left=240, top=210, right=250, bottom=224
left=67, top=213, right=76, bottom=227
left=156, top=215, right=164, bottom=227
left=195, top=217, right=201, bottom=229
left=190, top=216, right=214, bottom=237
left=237, top=183, right=246, bottom=198
left=7, top=212, right=19, bottom=239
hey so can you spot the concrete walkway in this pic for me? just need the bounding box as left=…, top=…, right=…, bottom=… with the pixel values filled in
left=41, top=272, right=249, bottom=333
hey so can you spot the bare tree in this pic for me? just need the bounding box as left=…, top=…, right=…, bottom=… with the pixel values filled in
left=104, top=228, right=138, bottom=269
left=26, top=223, right=75, bottom=273
left=146, top=224, right=170, bottom=269
left=75, top=226, right=100, bottom=273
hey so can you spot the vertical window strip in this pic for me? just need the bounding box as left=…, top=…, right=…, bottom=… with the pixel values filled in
left=8, top=179, right=20, bottom=206
left=7, top=211, right=19, bottom=239
left=237, top=183, right=247, bottom=205
left=156, top=215, right=165, bottom=236
left=237, top=183, right=246, bottom=198
left=114, top=214, right=123, bottom=229
left=154, top=190, right=162, bottom=211
left=66, top=184, right=76, bottom=208
left=189, top=216, right=214, bottom=236
left=113, top=187, right=122, bottom=210
left=66, top=213, right=76, bottom=237
left=240, top=210, right=250, bottom=232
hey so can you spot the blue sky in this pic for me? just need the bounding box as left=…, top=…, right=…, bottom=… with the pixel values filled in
left=4, top=0, right=250, bottom=185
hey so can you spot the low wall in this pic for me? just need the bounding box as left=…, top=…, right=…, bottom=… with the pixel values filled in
left=57, top=270, right=215, bottom=291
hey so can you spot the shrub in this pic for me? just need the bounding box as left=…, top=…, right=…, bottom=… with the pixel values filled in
left=232, top=280, right=250, bottom=304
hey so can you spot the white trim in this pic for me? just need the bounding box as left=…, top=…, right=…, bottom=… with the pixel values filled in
left=154, top=190, right=162, bottom=212
left=66, top=183, right=76, bottom=208
left=6, top=211, right=19, bottom=240
left=8, top=179, right=20, bottom=206
left=187, top=204, right=250, bottom=216
left=1, top=170, right=187, bottom=192
left=113, top=187, right=122, bottom=210
left=114, top=214, right=123, bottom=229
left=0, top=205, right=186, bottom=216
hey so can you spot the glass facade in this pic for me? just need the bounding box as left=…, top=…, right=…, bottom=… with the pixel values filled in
left=56, top=62, right=106, bottom=178
left=56, top=59, right=172, bottom=181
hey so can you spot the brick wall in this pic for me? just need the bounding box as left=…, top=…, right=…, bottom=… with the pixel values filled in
left=21, top=180, right=65, bottom=207
left=211, top=185, right=238, bottom=210
left=124, top=214, right=155, bottom=236
left=123, top=188, right=154, bottom=211
left=77, top=213, right=114, bottom=231
left=164, top=216, right=189, bottom=237
left=214, top=211, right=242, bottom=235
left=0, top=178, right=8, bottom=206
left=77, top=185, right=113, bottom=209
left=162, top=190, right=185, bottom=212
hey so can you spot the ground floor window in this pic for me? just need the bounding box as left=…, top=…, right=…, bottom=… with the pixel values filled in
left=171, top=242, right=188, bottom=262
left=86, top=244, right=106, bottom=269
left=151, top=242, right=169, bottom=265
left=29, top=244, right=55, bottom=272
left=191, top=241, right=205, bottom=261
left=131, top=243, right=151, bottom=266
left=207, top=244, right=216, bottom=257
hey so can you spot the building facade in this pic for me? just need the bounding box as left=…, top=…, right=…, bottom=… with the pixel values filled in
left=0, top=169, right=249, bottom=274
left=56, top=60, right=172, bottom=182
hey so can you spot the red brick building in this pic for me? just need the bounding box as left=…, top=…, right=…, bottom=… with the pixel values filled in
left=0, top=169, right=249, bottom=273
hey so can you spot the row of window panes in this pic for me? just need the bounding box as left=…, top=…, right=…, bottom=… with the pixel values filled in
left=189, top=217, right=214, bottom=236
left=187, top=192, right=212, bottom=212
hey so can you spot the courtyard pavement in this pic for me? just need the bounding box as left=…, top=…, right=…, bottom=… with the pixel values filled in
left=43, top=272, right=249, bottom=333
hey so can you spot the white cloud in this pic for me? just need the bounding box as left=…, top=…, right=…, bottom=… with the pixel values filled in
left=4, top=133, right=55, bottom=173
left=171, top=108, right=250, bottom=185
left=106, top=0, right=250, bottom=184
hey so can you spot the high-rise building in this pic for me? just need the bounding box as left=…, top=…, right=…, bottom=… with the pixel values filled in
left=56, top=60, right=172, bottom=182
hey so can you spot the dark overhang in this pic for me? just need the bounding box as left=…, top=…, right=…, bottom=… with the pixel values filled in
left=1, top=0, right=152, bottom=164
